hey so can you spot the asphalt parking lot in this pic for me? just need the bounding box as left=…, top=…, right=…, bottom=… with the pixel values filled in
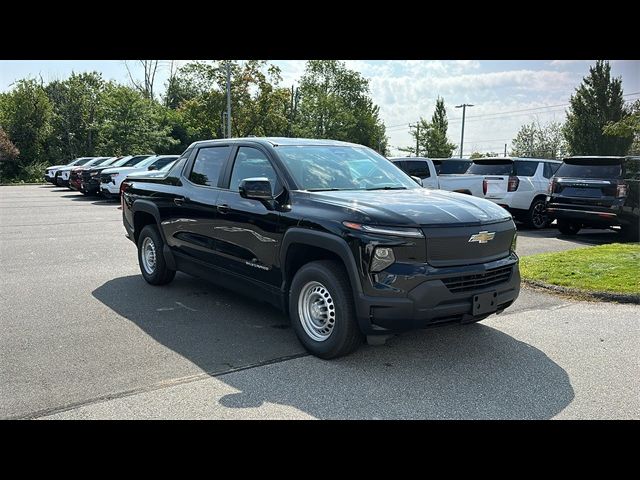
left=1, top=185, right=638, bottom=419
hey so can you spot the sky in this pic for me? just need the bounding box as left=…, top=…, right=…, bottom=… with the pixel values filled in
left=1, top=60, right=638, bottom=157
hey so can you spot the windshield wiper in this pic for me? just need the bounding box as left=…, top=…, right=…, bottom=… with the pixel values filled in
left=306, top=188, right=344, bottom=192
left=365, top=186, right=407, bottom=190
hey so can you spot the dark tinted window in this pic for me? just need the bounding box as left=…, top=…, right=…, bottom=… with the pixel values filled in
left=433, top=160, right=472, bottom=174
left=189, top=146, right=231, bottom=187
left=543, top=162, right=561, bottom=178
left=624, top=158, right=640, bottom=180
left=514, top=161, right=539, bottom=177
left=467, top=160, right=514, bottom=175
left=229, top=147, right=278, bottom=193
left=150, top=156, right=178, bottom=170
left=555, top=159, right=623, bottom=179
left=403, top=160, right=431, bottom=178
left=122, top=155, right=152, bottom=167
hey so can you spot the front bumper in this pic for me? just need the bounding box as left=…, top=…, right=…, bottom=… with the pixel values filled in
left=101, top=180, right=120, bottom=194
left=354, top=255, right=520, bottom=334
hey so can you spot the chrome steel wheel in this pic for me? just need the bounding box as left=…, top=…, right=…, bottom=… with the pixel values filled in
left=141, top=237, right=157, bottom=274
left=531, top=201, right=547, bottom=229
left=298, top=281, right=336, bottom=342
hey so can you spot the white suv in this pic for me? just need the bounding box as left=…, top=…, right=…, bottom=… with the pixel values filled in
left=100, top=155, right=177, bottom=197
left=468, top=157, right=561, bottom=229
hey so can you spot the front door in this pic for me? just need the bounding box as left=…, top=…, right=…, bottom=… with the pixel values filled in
left=212, top=146, right=282, bottom=287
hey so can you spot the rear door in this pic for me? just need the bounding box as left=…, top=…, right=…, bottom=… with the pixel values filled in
left=467, top=159, right=514, bottom=199
left=552, top=158, right=623, bottom=207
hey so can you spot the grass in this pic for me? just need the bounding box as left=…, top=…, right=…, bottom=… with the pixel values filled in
left=520, top=243, right=640, bottom=295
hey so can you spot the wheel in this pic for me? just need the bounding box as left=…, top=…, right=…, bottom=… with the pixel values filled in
left=289, top=260, right=363, bottom=359
left=526, top=198, right=549, bottom=229
left=557, top=219, right=581, bottom=236
left=137, top=225, right=176, bottom=285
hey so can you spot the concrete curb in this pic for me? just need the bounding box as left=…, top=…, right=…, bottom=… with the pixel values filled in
left=523, top=279, right=640, bottom=305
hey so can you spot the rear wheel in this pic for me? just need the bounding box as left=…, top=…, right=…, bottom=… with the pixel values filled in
left=526, top=198, right=549, bottom=229
left=137, top=225, right=176, bottom=285
left=289, top=260, right=363, bottom=359
left=557, top=219, right=581, bottom=236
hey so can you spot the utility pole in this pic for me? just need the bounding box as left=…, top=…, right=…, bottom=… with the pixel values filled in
left=226, top=61, right=232, bottom=138
left=409, top=123, right=420, bottom=156
left=455, top=103, right=474, bottom=157
left=504, top=143, right=507, bottom=157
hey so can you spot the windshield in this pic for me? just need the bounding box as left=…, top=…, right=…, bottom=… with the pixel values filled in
left=555, top=159, right=623, bottom=179
left=97, top=157, right=120, bottom=166
left=110, top=156, right=133, bottom=168
left=467, top=160, right=514, bottom=175
left=73, top=158, right=94, bottom=166
left=122, top=155, right=152, bottom=168
left=150, top=156, right=178, bottom=170
left=433, top=160, right=472, bottom=174
left=276, top=145, right=419, bottom=191
left=137, top=156, right=160, bottom=168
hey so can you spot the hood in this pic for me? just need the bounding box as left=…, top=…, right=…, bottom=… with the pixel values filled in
left=302, top=188, right=512, bottom=226
left=101, top=166, right=141, bottom=175
left=46, top=165, right=67, bottom=171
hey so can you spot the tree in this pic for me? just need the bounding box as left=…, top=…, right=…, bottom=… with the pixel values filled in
left=294, top=60, right=388, bottom=153
left=400, top=98, right=456, bottom=158
left=0, top=79, right=53, bottom=179
left=96, top=83, right=175, bottom=155
left=511, top=121, right=567, bottom=158
left=125, top=60, right=160, bottom=100
left=45, top=72, right=105, bottom=161
left=0, top=127, right=19, bottom=161
left=604, top=99, right=640, bottom=155
left=563, top=60, right=632, bottom=155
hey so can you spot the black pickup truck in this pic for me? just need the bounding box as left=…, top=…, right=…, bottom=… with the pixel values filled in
left=121, top=138, right=520, bottom=358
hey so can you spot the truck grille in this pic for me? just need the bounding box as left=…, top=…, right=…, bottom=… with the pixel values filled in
left=100, top=173, right=112, bottom=184
left=442, top=265, right=513, bottom=293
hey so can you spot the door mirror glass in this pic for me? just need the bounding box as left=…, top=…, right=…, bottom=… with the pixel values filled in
left=148, top=165, right=158, bottom=171
left=239, top=178, right=273, bottom=200
left=411, top=175, right=423, bottom=186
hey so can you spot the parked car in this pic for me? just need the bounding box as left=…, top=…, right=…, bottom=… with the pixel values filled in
left=78, top=156, right=128, bottom=195
left=53, top=157, right=96, bottom=187
left=69, top=157, right=113, bottom=191
left=44, top=157, right=91, bottom=184
left=389, top=157, right=484, bottom=195
left=121, top=138, right=520, bottom=359
left=100, top=155, right=177, bottom=198
left=546, top=156, right=639, bottom=239
left=468, top=157, right=562, bottom=229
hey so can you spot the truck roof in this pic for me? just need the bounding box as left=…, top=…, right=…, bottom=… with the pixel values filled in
left=188, top=137, right=364, bottom=149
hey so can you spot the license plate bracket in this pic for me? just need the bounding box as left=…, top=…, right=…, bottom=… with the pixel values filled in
left=473, top=291, right=498, bottom=315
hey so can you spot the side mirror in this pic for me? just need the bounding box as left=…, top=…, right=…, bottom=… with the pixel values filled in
left=148, top=165, right=158, bottom=171
left=411, top=175, right=423, bottom=186
left=239, top=177, right=273, bottom=200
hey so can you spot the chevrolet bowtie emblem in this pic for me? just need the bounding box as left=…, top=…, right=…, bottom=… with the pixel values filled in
left=468, top=231, right=496, bottom=243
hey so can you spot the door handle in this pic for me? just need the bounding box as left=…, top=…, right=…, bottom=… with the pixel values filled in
left=217, top=204, right=230, bottom=214
left=174, top=196, right=187, bottom=206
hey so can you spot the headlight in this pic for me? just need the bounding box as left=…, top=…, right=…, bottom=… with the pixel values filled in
left=342, top=222, right=424, bottom=238
left=511, top=231, right=517, bottom=253
left=370, top=247, right=395, bottom=272
left=110, top=173, right=119, bottom=178
left=90, top=171, right=99, bottom=176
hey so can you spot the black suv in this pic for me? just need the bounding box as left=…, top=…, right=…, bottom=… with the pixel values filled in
left=547, top=156, right=640, bottom=239
left=121, top=138, right=520, bottom=358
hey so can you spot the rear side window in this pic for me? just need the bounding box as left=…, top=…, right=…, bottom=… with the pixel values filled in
left=543, top=162, right=561, bottom=178
left=514, top=161, right=540, bottom=177
left=467, top=160, right=514, bottom=175
left=189, top=146, right=232, bottom=187
left=624, top=158, right=640, bottom=180
left=555, top=159, right=623, bottom=179
left=151, top=156, right=178, bottom=170
left=403, top=160, right=431, bottom=178
left=434, top=160, right=472, bottom=174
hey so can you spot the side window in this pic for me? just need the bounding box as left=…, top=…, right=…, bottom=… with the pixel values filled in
left=229, top=147, right=279, bottom=193
left=515, top=161, right=539, bottom=177
left=543, top=162, right=560, bottom=178
left=404, top=160, right=431, bottom=178
left=189, top=146, right=231, bottom=187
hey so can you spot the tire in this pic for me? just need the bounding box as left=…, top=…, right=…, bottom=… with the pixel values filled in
left=557, top=219, right=581, bottom=236
left=289, top=260, right=363, bottom=359
left=137, top=224, right=176, bottom=285
left=526, top=198, right=549, bottom=229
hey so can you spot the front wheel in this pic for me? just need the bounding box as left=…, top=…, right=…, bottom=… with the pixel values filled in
left=137, top=225, right=176, bottom=285
left=289, top=260, right=363, bottom=359
left=557, top=219, right=581, bottom=236
left=526, top=198, right=549, bottom=229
